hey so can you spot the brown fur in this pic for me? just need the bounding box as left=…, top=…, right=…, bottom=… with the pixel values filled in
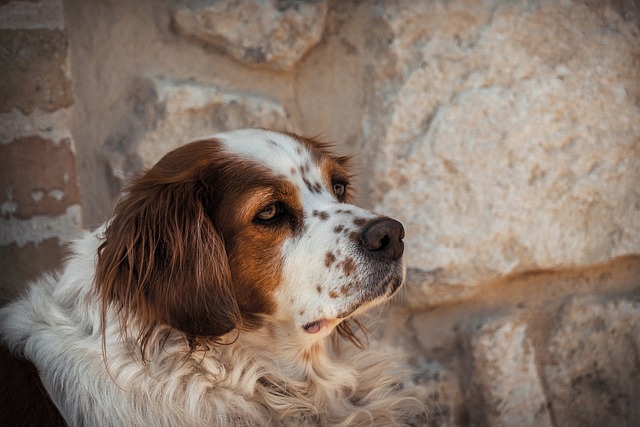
left=0, top=130, right=423, bottom=426
left=95, top=133, right=372, bottom=356
left=96, top=139, right=299, bottom=355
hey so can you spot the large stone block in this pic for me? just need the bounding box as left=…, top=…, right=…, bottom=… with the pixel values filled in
left=173, top=0, right=328, bottom=71
left=461, top=314, right=552, bottom=427
left=543, top=297, right=640, bottom=427
left=364, top=0, right=640, bottom=305
left=105, top=77, right=292, bottom=185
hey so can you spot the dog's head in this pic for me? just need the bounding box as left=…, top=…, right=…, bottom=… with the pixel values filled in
left=96, top=129, right=404, bottom=347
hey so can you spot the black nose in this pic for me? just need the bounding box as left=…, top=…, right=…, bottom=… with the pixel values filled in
left=360, top=218, right=405, bottom=261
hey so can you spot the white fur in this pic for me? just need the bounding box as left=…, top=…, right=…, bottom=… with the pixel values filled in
left=216, top=130, right=402, bottom=337
left=0, top=130, right=426, bottom=426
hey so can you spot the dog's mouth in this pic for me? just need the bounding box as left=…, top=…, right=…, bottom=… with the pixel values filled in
left=336, top=277, right=402, bottom=319
left=302, top=277, right=403, bottom=334
left=302, top=319, right=329, bottom=334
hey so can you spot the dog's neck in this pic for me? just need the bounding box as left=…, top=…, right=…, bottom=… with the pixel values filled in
left=235, top=320, right=359, bottom=381
left=228, top=319, right=360, bottom=411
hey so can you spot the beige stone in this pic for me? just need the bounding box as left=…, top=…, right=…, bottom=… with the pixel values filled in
left=461, top=314, right=552, bottom=427
left=364, top=0, right=640, bottom=305
left=543, top=297, right=640, bottom=427
left=173, top=0, right=328, bottom=71
left=105, top=77, right=292, bottom=185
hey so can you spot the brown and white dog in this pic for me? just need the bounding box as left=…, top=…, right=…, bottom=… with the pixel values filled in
left=0, top=129, right=425, bottom=426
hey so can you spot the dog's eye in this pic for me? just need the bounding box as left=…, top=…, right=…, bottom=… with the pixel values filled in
left=333, top=182, right=346, bottom=199
left=254, top=202, right=301, bottom=230
left=256, top=204, right=279, bottom=222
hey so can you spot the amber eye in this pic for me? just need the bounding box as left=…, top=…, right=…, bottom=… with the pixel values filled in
left=256, top=204, right=279, bottom=221
left=333, top=182, right=346, bottom=198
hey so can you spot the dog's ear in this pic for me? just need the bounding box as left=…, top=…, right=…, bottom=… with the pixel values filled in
left=96, top=141, right=241, bottom=345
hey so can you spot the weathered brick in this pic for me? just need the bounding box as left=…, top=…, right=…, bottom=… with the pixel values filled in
left=0, top=0, right=64, bottom=30
left=0, top=29, right=73, bottom=113
left=0, top=136, right=80, bottom=219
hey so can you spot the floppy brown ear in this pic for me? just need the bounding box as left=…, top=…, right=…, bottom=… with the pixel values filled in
left=96, top=146, right=240, bottom=344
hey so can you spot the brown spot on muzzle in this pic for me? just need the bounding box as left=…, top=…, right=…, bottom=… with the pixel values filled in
left=353, top=218, right=367, bottom=227
left=324, top=251, right=336, bottom=267
left=313, top=210, right=330, bottom=220
left=339, top=257, right=356, bottom=276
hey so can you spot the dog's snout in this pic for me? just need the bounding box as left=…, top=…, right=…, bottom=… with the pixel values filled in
left=360, top=218, right=405, bottom=261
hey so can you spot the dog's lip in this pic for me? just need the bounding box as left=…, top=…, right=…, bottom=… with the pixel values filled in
left=302, top=319, right=330, bottom=334
left=302, top=278, right=403, bottom=333
left=336, top=278, right=403, bottom=319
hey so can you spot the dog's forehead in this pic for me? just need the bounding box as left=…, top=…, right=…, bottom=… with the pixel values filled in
left=216, top=129, right=321, bottom=177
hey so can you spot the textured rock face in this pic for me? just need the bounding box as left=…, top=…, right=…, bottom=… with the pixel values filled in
left=105, top=77, right=292, bottom=184
left=365, top=0, right=640, bottom=305
left=173, top=0, right=328, bottom=71
left=0, top=29, right=73, bottom=114
left=462, top=316, right=552, bottom=427
left=544, top=297, right=640, bottom=427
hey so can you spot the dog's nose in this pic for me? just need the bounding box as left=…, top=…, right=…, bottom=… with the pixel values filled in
left=360, top=218, right=405, bottom=261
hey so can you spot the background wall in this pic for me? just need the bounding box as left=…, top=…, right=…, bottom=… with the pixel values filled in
left=1, top=0, right=639, bottom=425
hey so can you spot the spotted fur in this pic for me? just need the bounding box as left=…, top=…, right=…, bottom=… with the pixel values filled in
left=0, top=129, right=426, bottom=426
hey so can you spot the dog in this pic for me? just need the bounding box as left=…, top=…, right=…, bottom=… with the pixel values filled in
left=0, top=129, right=425, bottom=426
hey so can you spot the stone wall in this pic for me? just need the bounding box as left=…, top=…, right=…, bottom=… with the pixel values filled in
left=0, top=0, right=82, bottom=302
left=2, top=0, right=640, bottom=425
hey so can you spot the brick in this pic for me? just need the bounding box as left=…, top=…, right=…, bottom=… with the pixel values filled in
left=0, top=136, right=80, bottom=219
left=0, top=0, right=64, bottom=30
left=0, top=29, right=73, bottom=113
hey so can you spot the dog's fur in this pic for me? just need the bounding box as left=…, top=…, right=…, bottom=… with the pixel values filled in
left=0, top=129, right=425, bottom=426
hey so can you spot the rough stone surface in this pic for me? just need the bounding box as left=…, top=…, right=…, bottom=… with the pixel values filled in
left=0, top=0, right=65, bottom=30
left=105, top=76, right=292, bottom=185
left=461, top=314, right=552, bottom=427
left=0, top=29, right=73, bottom=114
left=544, top=297, right=640, bottom=427
left=173, top=0, right=328, bottom=71
left=1, top=0, right=82, bottom=300
left=0, top=108, right=73, bottom=145
left=365, top=0, right=640, bottom=304
left=0, top=205, right=82, bottom=248
left=409, top=359, right=456, bottom=426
